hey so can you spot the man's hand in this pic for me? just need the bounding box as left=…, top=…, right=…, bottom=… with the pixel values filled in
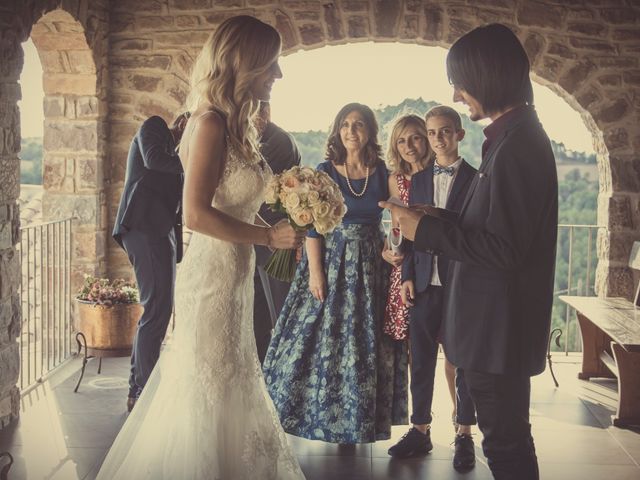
left=400, top=280, right=415, bottom=307
left=382, top=248, right=404, bottom=267
left=378, top=202, right=426, bottom=241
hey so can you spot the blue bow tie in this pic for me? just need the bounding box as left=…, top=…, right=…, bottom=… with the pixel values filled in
left=433, top=164, right=455, bottom=176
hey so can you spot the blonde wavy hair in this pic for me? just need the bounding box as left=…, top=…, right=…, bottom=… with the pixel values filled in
left=385, top=114, right=430, bottom=175
left=187, top=15, right=281, bottom=162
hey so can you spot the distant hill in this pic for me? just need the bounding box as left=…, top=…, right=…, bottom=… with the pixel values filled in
left=289, top=97, right=596, bottom=170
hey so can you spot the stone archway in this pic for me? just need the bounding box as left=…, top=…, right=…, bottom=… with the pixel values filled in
left=0, top=0, right=109, bottom=426
left=102, top=1, right=640, bottom=301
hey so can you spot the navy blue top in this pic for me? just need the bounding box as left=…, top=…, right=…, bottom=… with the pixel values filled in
left=308, top=160, right=389, bottom=238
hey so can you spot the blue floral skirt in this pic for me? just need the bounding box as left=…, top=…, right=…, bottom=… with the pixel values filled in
left=263, top=223, right=408, bottom=443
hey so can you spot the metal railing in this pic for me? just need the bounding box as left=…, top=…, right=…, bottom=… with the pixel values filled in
left=553, top=223, right=600, bottom=353
left=17, top=218, right=73, bottom=393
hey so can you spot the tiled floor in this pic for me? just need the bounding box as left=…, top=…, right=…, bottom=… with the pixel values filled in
left=1, top=355, right=639, bottom=479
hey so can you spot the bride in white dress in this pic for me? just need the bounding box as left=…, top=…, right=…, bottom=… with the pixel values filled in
left=97, top=16, right=306, bottom=480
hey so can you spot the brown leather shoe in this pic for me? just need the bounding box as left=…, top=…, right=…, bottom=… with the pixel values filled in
left=126, top=396, right=137, bottom=412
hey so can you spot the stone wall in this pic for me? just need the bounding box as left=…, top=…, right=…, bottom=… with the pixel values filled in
left=0, top=0, right=639, bottom=426
left=103, top=0, right=640, bottom=298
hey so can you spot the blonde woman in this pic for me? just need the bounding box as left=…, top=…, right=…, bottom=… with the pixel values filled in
left=382, top=114, right=431, bottom=341
left=97, top=16, right=305, bottom=480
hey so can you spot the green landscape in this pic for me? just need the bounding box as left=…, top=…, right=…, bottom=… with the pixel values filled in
left=20, top=97, right=598, bottom=351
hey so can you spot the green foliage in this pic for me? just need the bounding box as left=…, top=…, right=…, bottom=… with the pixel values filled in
left=289, top=98, right=595, bottom=170
left=20, top=137, right=43, bottom=185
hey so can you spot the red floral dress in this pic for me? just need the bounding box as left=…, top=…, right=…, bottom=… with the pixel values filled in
left=383, top=174, right=411, bottom=340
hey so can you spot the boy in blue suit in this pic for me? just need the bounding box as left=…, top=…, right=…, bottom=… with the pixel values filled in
left=388, top=106, right=477, bottom=472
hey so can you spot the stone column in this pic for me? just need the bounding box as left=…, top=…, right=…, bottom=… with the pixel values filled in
left=0, top=49, right=22, bottom=427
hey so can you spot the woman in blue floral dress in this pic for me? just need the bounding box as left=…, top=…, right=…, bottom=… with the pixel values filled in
left=263, top=103, right=408, bottom=444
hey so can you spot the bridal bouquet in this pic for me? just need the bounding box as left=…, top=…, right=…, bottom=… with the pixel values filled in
left=264, top=166, right=346, bottom=281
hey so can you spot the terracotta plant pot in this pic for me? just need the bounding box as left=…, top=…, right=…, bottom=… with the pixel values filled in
left=74, top=299, right=142, bottom=356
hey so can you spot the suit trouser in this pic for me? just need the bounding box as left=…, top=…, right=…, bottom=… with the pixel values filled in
left=121, top=229, right=176, bottom=398
left=409, top=285, right=476, bottom=426
left=464, top=369, right=539, bottom=480
left=253, top=245, right=292, bottom=364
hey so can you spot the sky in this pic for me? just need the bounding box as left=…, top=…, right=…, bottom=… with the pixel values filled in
left=20, top=40, right=594, bottom=154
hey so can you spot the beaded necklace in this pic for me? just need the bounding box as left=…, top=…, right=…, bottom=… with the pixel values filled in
left=344, top=162, right=370, bottom=197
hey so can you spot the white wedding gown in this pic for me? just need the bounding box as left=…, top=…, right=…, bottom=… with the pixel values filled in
left=96, top=146, right=305, bottom=479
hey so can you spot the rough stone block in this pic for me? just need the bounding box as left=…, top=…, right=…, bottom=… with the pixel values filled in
left=612, top=28, right=640, bottom=42
left=0, top=222, right=12, bottom=251
left=566, top=22, right=606, bottom=36
left=129, top=74, right=162, bottom=92
left=399, top=15, right=419, bottom=40
left=524, top=33, right=545, bottom=64
left=39, top=50, right=66, bottom=74
left=30, top=31, right=88, bottom=51
left=322, top=5, right=344, bottom=41
left=599, top=7, right=638, bottom=25
left=42, top=193, right=101, bottom=228
left=594, top=98, right=630, bottom=124
left=76, top=96, right=99, bottom=118
left=342, top=0, right=367, bottom=12
left=423, top=4, right=443, bottom=40
left=43, top=96, right=65, bottom=118
left=176, top=15, right=201, bottom=27
left=0, top=155, right=20, bottom=204
left=111, top=39, right=153, bottom=52
left=538, top=56, right=563, bottom=83
left=603, top=127, right=630, bottom=152
left=546, top=41, right=578, bottom=59
left=0, top=249, right=19, bottom=299
left=517, top=2, right=565, bottom=29
left=76, top=156, right=102, bottom=191
left=171, top=0, right=210, bottom=8
left=558, top=61, right=596, bottom=94
left=568, top=37, right=616, bottom=52
left=575, top=87, right=602, bottom=111
left=298, top=23, right=324, bottom=45
left=603, top=194, right=633, bottom=232
left=43, top=73, right=97, bottom=96
left=67, top=49, right=97, bottom=75
left=73, top=229, right=105, bottom=261
left=597, top=74, right=622, bottom=87
left=347, top=16, right=369, bottom=38
left=44, top=121, right=98, bottom=153
left=138, top=16, right=175, bottom=31
left=610, top=156, right=640, bottom=193
left=111, top=55, right=172, bottom=71
left=374, top=0, right=401, bottom=37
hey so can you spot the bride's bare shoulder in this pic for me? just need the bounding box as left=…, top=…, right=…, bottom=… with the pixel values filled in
left=180, top=107, right=226, bottom=160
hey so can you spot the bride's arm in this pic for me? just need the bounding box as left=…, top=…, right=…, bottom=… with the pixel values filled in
left=183, top=113, right=298, bottom=249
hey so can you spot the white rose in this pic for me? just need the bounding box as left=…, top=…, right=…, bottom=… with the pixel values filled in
left=307, top=190, right=321, bottom=206
left=284, top=192, right=301, bottom=210
left=314, top=201, right=331, bottom=219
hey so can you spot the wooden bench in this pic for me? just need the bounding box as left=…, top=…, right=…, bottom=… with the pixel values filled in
left=559, top=241, right=640, bottom=428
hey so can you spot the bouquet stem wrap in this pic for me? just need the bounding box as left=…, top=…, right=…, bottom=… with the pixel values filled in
left=264, top=247, right=297, bottom=282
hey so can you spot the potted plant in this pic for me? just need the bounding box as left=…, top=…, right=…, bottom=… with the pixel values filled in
left=74, top=275, right=142, bottom=355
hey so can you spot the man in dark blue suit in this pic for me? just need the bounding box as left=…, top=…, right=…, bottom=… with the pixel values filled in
left=388, top=106, right=477, bottom=472
left=253, top=102, right=301, bottom=364
left=113, top=113, right=189, bottom=411
left=382, top=25, right=558, bottom=480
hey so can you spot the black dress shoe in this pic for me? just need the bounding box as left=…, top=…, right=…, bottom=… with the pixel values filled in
left=388, top=427, right=433, bottom=458
left=453, top=433, right=476, bottom=471
left=126, top=396, right=137, bottom=412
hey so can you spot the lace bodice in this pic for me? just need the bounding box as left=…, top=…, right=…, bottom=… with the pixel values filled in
left=213, top=146, right=271, bottom=222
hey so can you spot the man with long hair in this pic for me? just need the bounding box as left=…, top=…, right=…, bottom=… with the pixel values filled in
left=381, top=24, right=558, bottom=480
